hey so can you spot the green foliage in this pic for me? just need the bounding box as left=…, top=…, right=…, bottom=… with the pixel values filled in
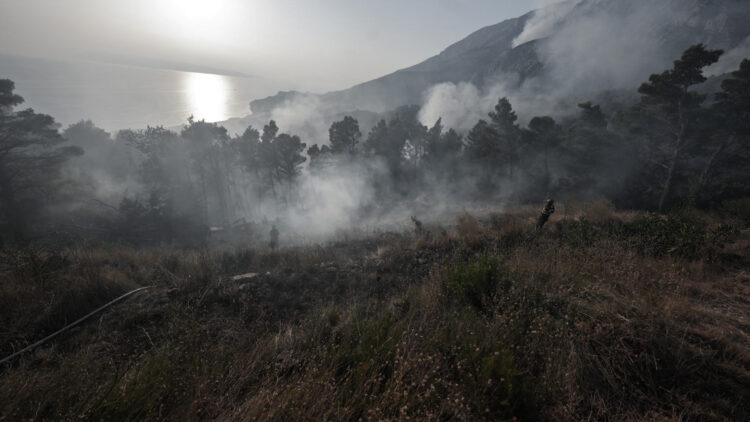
left=89, top=354, right=199, bottom=421
left=218, top=248, right=256, bottom=274
left=524, top=115, right=562, bottom=195
left=444, top=255, right=511, bottom=311
left=273, top=133, right=307, bottom=182
left=555, top=217, right=601, bottom=248
left=331, top=312, right=404, bottom=404
left=0, top=79, right=82, bottom=235
left=630, top=44, right=724, bottom=211
left=553, top=207, right=734, bottom=261
left=488, top=97, right=522, bottom=178
left=619, top=210, right=707, bottom=260
left=328, top=116, right=361, bottom=154
left=721, top=197, right=750, bottom=227
left=436, top=312, right=535, bottom=419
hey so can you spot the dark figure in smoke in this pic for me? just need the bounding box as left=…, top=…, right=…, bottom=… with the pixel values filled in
left=411, top=216, right=424, bottom=235
left=269, top=225, right=279, bottom=250
left=536, top=199, right=555, bottom=230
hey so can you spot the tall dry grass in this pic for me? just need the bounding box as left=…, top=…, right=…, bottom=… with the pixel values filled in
left=1, top=204, right=749, bottom=421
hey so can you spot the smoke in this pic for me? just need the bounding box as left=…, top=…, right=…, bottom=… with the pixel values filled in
left=38, top=0, right=750, bottom=245
left=420, top=0, right=713, bottom=128
left=418, top=82, right=486, bottom=132
left=705, top=35, right=750, bottom=77
left=535, top=0, right=676, bottom=97
left=256, top=158, right=385, bottom=239
left=512, top=0, right=581, bottom=47
left=268, top=94, right=331, bottom=147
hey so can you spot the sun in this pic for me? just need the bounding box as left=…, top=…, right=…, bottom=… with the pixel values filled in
left=155, top=0, right=230, bottom=46
left=185, top=72, right=229, bottom=123
left=149, top=0, right=263, bottom=52
left=168, top=0, right=223, bottom=22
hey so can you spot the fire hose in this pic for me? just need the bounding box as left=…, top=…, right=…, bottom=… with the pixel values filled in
left=0, top=285, right=155, bottom=365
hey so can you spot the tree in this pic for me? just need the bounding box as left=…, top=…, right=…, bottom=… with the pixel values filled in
left=257, top=120, right=280, bottom=198
left=63, top=120, right=135, bottom=202
left=274, top=133, right=307, bottom=183
left=465, top=119, right=500, bottom=192
left=488, top=97, right=522, bottom=179
left=116, top=126, right=199, bottom=239
left=575, top=101, right=607, bottom=129
left=525, top=116, right=562, bottom=195
left=307, top=143, right=333, bottom=172
left=423, top=119, right=463, bottom=183
left=634, top=44, right=723, bottom=211
left=181, top=116, right=232, bottom=226
left=328, top=116, right=361, bottom=154
left=693, top=58, right=750, bottom=202
left=364, top=119, right=390, bottom=157
left=0, top=79, right=82, bottom=235
left=465, top=119, right=498, bottom=163
left=118, top=126, right=186, bottom=199
left=558, top=102, right=621, bottom=198
left=236, top=125, right=261, bottom=175
left=272, top=133, right=306, bottom=205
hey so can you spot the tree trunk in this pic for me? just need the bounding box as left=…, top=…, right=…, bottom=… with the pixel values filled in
left=543, top=146, right=550, bottom=195
left=659, top=99, right=688, bottom=213
left=0, top=165, right=26, bottom=236
left=694, top=135, right=734, bottom=203
left=199, top=168, right=209, bottom=227
left=658, top=147, right=680, bottom=213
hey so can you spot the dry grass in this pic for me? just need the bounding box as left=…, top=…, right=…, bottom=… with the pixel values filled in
left=1, top=204, right=750, bottom=421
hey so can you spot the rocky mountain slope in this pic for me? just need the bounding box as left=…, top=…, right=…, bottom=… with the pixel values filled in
left=249, top=0, right=750, bottom=119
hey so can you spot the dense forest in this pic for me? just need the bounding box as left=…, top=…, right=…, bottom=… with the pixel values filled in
left=1, top=44, right=749, bottom=245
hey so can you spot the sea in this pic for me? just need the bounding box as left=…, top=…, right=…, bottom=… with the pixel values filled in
left=0, top=54, right=279, bottom=132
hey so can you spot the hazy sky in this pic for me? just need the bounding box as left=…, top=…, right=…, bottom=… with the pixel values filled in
left=0, top=0, right=538, bottom=91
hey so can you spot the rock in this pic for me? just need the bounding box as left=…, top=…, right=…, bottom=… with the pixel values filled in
left=232, top=273, right=259, bottom=282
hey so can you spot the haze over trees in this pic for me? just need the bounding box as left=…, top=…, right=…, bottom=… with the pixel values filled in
left=0, top=44, right=749, bottom=244
left=0, top=80, right=82, bottom=237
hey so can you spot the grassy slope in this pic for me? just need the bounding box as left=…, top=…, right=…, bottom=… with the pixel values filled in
left=1, top=202, right=750, bottom=421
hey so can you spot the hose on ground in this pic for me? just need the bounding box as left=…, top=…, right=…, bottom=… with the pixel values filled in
left=0, top=285, right=155, bottom=365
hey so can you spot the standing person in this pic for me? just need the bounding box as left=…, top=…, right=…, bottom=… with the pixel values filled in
left=411, top=216, right=424, bottom=235
left=269, top=225, right=279, bottom=250
left=536, top=199, right=555, bottom=230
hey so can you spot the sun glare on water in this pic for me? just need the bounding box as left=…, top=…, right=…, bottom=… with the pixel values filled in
left=185, top=72, right=229, bottom=123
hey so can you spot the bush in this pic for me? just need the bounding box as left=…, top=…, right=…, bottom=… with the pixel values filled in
left=555, top=217, right=601, bottom=247
left=436, top=313, right=535, bottom=419
left=623, top=210, right=707, bottom=260
left=721, top=197, right=750, bottom=227
left=444, top=255, right=511, bottom=311
left=455, top=213, right=483, bottom=244
left=581, top=198, right=616, bottom=222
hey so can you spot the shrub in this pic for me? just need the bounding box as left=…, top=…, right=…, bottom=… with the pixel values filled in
left=435, top=312, right=535, bottom=419
left=623, top=210, right=707, bottom=260
left=444, top=255, right=511, bottom=311
left=555, top=217, right=601, bottom=247
left=721, top=197, right=750, bottom=227
left=581, top=198, right=616, bottom=222
left=455, top=213, right=483, bottom=244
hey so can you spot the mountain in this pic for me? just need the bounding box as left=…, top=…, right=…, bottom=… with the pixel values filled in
left=243, top=0, right=750, bottom=141
left=249, top=11, right=535, bottom=115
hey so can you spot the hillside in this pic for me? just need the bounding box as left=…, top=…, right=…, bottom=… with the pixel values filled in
left=249, top=0, right=750, bottom=118
left=2, top=203, right=750, bottom=420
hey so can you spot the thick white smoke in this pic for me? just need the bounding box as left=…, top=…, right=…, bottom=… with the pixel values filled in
left=419, top=0, right=729, bottom=129
left=269, top=94, right=330, bottom=146
left=512, top=0, right=581, bottom=47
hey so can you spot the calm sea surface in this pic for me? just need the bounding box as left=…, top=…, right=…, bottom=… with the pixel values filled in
left=0, top=54, right=277, bottom=131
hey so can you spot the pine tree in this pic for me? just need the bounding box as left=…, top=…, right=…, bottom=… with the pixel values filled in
left=0, top=79, right=82, bottom=235
left=635, top=44, right=723, bottom=211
